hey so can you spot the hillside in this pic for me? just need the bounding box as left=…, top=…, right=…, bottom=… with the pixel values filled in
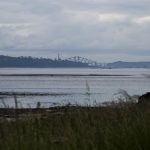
left=0, top=55, right=89, bottom=68
left=0, top=55, right=150, bottom=68
left=107, top=61, right=150, bottom=68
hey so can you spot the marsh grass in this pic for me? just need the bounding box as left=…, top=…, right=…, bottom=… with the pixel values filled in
left=85, top=81, right=91, bottom=105
left=0, top=98, right=150, bottom=150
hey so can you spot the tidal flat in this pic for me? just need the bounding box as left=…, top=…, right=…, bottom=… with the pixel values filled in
left=0, top=68, right=150, bottom=108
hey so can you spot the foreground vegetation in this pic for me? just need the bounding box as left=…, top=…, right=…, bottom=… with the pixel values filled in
left=0, top=101, right=150, bottom=150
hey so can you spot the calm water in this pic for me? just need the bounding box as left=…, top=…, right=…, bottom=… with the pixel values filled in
left=0, top=68, right=150, bottom=108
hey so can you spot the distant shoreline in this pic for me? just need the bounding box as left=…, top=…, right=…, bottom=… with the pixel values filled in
left=0, top=55, right=150, bottom=68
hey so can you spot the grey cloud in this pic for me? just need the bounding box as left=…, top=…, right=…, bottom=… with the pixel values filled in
left=0, top=0, right=150, bottom=61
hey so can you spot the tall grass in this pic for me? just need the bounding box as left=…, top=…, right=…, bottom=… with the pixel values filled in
left=0, top=100, right=150, bottom=150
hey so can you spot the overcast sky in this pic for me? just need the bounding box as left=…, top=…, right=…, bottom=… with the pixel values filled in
left=0, top=0, right=150, bottom=62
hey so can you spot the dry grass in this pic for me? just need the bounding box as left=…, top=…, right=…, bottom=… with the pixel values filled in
left=0, top=100, right=150, bottom=150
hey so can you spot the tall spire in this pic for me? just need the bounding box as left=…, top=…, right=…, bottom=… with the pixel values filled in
left=58, top=53, right=61, bottom=61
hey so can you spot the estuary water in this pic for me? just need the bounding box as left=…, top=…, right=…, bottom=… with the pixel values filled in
left=0, top=68, right=150, bottom=108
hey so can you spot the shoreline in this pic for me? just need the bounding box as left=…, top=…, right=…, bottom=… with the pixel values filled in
left=0, top=74, right=131, bottom=77
left=0, top=91, right=71, bottom=96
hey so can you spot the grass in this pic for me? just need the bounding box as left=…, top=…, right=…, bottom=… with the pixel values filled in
left=0, top=101, right=150, bottom=150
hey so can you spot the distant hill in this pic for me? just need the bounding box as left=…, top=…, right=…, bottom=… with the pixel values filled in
left=107, top=61, right=150, bottom=69
left=0, top=55, right=89, bottom=68
left=0, top=55, right=150, bottom=68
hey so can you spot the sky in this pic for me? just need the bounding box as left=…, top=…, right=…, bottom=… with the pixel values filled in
left=0, top=0, right=150, bottom=62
